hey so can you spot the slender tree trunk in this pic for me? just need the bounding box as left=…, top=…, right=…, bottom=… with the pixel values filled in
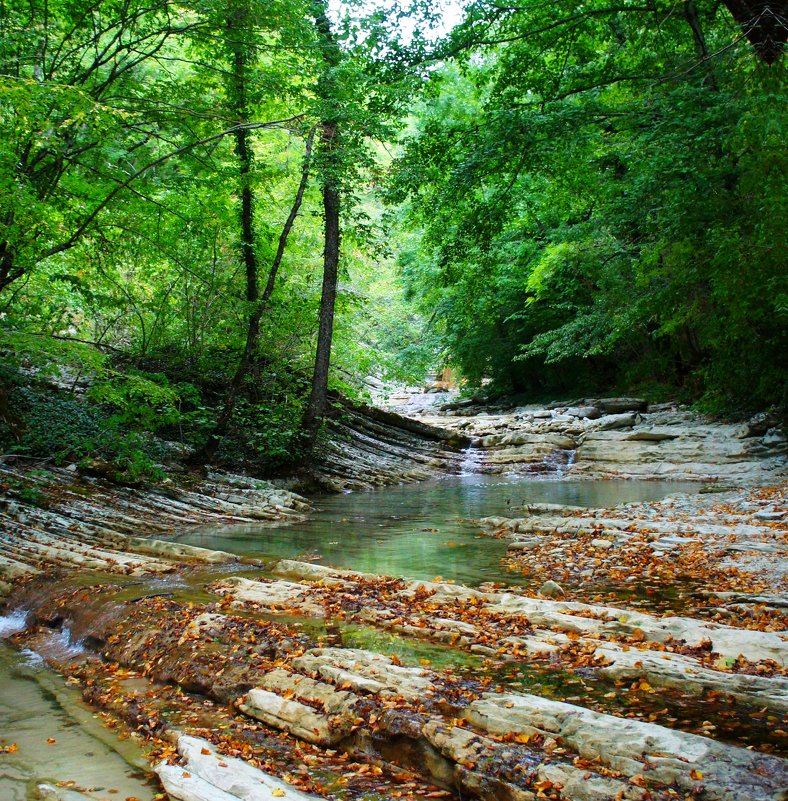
left=235, top=125, right=258, bottom=302
left=196, top=128, right=316, bottom=464
left=301, top=0, right=343, bottom=446
left=301, top=155, right=340, bottom=441
left=683, top=1, right=709, bottom=59
left=227, top=5, right=258, bottom=303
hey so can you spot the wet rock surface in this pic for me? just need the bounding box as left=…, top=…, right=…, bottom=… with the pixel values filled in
left=6, top=572, right=786, bottom=801
left=411, top=400, right=786, bottom=483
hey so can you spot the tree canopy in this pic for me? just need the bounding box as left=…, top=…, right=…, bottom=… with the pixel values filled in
left=0, top=0, right=784, bottom=479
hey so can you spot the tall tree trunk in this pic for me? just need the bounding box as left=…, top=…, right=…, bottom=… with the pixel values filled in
left=301, top=0, right=342, bottom=446
left=196, top=128, right=316, bottom=464
left=235, top=125, right=258, bottom=303
left=301, top=154, right=340, bottom=441
left=227, top=5, right=258, bottom=303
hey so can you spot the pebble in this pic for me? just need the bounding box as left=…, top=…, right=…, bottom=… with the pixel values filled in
left=590, top=538, right=614, bottom=549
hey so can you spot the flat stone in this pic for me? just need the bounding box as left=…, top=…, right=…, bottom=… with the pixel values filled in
left=466, top=693, right=787, bottom=801
left=157, top=733, right=318, bottom=800
left=422, top=719, right=646, bottom=801
left=590, top=538, right=614, bottom=549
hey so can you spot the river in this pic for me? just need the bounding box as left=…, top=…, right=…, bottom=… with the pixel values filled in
left=0, top=475, right=703, bottom=799
left=170, top=475, right=700, bottom=586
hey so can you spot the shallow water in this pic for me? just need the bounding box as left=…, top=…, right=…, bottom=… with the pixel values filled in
left=172, top=475, right=700, bottom=586
left=0, top=615, right=156, bottom=801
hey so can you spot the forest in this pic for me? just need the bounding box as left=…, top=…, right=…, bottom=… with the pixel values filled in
left=1, top=5, right=787, bottom=800
left=1, top=0, right=785, bottom=479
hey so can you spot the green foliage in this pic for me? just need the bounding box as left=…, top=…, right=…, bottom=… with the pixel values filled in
left=390, top=3, right=787, bottom=413
left=2, top=0, right=781, bottom=490
left=0, top=330, right=107, bottom=379
left=88, top=372, right=184, bottom=430
left=4, top=386, right=163, bottom=483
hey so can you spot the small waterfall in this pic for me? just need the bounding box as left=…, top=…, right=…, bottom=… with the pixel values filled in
left=538, top=448, right=577, bottom=478
left=1, top=610, right=86, bottom=660
left=0, top=609, right=28, bottom=638
left=460, top=446, right=485, bottom=476
left=29, top=625, right=87, bottom=662
left=554, top=448, right=577, bottom=478
left=561, top=449, right=577, bottom=476
left=53, top=625, right=87, bottom=658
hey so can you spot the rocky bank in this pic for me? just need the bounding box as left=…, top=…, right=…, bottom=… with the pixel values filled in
left=0, top=396, right=786, bottom=801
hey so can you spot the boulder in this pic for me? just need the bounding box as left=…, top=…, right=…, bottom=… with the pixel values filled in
left=738, top=412, right=779, bottom=438
left=594, top=412, right=638, bottom=431
left=590, top=538, right=614, bottom=549
left=565, top=405, right=601, bottom=419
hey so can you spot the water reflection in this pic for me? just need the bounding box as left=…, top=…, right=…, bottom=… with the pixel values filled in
left=172, top=476, right=699, bottom=586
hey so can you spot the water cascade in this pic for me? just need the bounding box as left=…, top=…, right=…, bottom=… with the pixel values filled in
left=459, top=445, right=485, bottom=476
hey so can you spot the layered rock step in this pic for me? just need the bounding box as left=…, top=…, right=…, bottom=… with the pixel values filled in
left=413, top=403, right=786, bottom=482
left=466, top=693, right=787, bottom=801
left=0, top=461, right=310, bottom=591
left=19, top=581, right=787, bottom=801
left=0, top=460, right=323, bottom=588
left=218, top=563, right=788, bottom=664
left=314, top=401, right=469, bottom=491
left=156, top=733, right=318, bottom=801
left=212, top=564, right=788, bottom=714
left=239, top=667, right=364, bottom=745
left=234, top=646, right=786, bottom=801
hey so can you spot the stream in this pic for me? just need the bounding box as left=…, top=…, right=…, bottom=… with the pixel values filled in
left=0, top=615, right=157, bottom=801
left=170, top=475, right=701, bottom=586
left=0, top=476, right=708, bottom=799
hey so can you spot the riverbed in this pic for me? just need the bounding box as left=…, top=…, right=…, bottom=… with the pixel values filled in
left=0, top=614, right=156, bottom=801
left=0, top=476, right=718, bottom=800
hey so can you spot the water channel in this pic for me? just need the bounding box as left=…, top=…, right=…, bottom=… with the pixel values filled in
left=171, top=475, right=701, bottom=586
left=1, top=475, right=704, bottom=799
left=0, top=614, right=157, bottom=801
